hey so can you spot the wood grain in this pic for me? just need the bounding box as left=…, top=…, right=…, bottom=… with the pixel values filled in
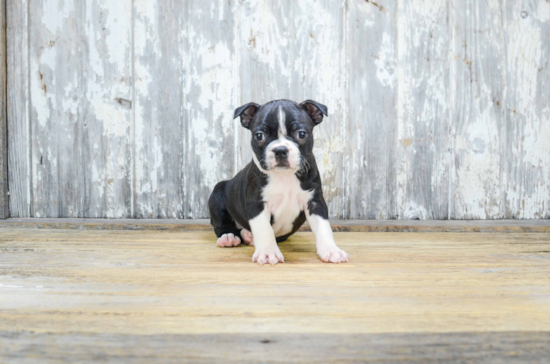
left=182, top=0, right=239, bottom=219
left=396, top=0, right=451, bottom=219
left=2, top=331, right=550, bottom=363
left=0, top=0, right=7, bottom=218
left=28, top=0, right=78, bottom=217
left=133, top=0, right=186, bottom=218
left=7, top=0, right=31, bottom=217
left=451, top=0, right=506, bottom=219
left=345, top=0, right=397, bottom=219
left=81, top=1, right=133, bottom=218
left=0, top=229, right=549, bottom=361
left=28, top=1, right=133, bottom=218
left=2, top=218, right=550, bottom=232
left=504, top=0, right=550, bottom=219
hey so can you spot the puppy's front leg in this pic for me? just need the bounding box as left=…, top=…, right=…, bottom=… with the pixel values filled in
left=249, top=208, right=284, bottom=265
left=306, top=204, right=349, bottom=263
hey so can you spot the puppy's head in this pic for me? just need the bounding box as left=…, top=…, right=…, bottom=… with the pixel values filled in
left=234, top=99, right=327, bottom=173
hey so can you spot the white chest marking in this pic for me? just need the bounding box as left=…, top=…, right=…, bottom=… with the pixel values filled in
left=262, top=172, right=313, bottom=237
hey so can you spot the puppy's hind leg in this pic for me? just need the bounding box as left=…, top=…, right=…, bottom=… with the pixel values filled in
left=208, top=181, right=242, bottom=247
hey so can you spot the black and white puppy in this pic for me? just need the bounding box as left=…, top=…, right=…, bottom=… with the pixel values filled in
left=208, top=99, right=349, bottom=265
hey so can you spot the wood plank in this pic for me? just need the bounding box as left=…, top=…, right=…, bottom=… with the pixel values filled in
left=28, top=1, right=132, bottom=218
left=134, top=0, right=239, bottom=219
left=2, top=218, right=550, bottom=232
left=504, top=0, right=550, bottom=219
left=28, top=0, right=78, bottom=217
left=0, top=229, right=549, bottom=363
left=0, top=229, right=550, bottom=363
left=395, top=0, right=451, bottom=219
left=80, top=1, right=133, bottom=218
left=6, top=0, right=31, bottom=217
left=2, top=331, right=549, bottom=363
left=237, top=0, right=346, bottom=218
left=133, top=0, right=186, bottom=218
left=345, top=0, right=397, bottom=219
left=0, top=230, right=548, bottom=335
left=182, top=0, right=239, bottom=219
left=0, top=0, right=7, bottom=218
left=451, top=0, right=506, bottom=219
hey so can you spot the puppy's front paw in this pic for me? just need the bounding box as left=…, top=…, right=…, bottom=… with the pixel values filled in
left=317, top=244, right=349, bottom=263
left=252, top=245, right=284, bottom=265
left=217, top=233, right=241, bottom=247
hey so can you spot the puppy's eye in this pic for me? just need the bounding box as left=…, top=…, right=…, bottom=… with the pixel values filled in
left=297, top=131, right=307, bottom=139
left=255, top=133, right=264, bottom=141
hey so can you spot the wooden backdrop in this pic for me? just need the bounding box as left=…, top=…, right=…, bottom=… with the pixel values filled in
left=6, top=0, right=550, bottom=219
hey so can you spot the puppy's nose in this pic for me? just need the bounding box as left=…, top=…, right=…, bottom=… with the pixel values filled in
left=273, top=147, right=288, bottom=158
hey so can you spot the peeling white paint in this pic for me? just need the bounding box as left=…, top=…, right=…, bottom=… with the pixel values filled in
left=504, top=0, right=550, bottom=219
left=534, top=1, right=550, bottom=22
left=375, top=33, right=396, bottom=88
left=42, top=0, right=73, bottom=34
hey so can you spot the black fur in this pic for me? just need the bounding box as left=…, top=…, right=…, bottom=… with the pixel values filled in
left=208, top=99, right=329, bottom=242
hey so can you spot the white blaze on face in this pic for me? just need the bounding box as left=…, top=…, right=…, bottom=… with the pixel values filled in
left=278, top=106, right=287, bottom=138
left=264, top=106, right=301, bottom=170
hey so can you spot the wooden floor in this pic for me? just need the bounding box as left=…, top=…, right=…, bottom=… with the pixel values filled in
left=1, top=228, right=549, bottom=362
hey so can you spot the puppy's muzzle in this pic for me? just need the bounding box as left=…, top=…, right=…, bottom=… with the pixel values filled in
left=273, top=146, right=290, bottom=167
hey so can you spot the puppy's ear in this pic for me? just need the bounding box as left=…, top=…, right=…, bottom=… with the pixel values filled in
left=300, top=100, right=328, bottom=125
left=234, top=102, right=260, bottom=129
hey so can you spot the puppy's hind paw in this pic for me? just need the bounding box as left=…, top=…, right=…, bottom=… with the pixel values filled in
left=217, top=233, right=241, bottom=247
left=240, top=229, right=254, bottom=246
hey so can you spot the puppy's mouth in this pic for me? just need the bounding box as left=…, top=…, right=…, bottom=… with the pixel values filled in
left=274, top=161, right=291, bottom=169
left=263, top=159, right=295, bottom=171
left=274, top=165, right=291, bottom=170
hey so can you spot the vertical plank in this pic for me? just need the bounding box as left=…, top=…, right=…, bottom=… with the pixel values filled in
left=182, top=0, right=239, bottom=219
left=0, top=0, right=7, bottom=218
left=134, top=0, right=186, bottom=218
left=345, top=0, right=397, bottom=219
left=29, top=0, right=80, bottom=217
left=395, top=0, right=451, bottom=219
left=29, top=0, right=132, bottom=218
left=7, top=0, right=31, bottom=217
left=81, top=1, right=133, bottom=218
left=504, top=0, right=550, bottom=219
left=238, top=0, right=346, bottom=218
left=451, top=0, right=506, bottom=219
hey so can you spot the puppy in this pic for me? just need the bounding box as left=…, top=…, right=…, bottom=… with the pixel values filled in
left=208, top=99, right=349, bottom=265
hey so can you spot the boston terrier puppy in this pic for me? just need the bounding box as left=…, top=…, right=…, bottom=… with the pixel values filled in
left=208, top=99, right=349, bottom=265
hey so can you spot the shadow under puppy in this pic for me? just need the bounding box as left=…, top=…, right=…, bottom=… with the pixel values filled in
left=208, top=99, right=349, bottom=265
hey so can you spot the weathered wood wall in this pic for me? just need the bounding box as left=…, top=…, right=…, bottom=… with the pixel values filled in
left=5, top=0, right=550, bottom=219
left=0, top=0, right=7, bottom=219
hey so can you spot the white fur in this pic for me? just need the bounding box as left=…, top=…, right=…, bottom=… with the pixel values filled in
left=263, top=172, right=313, bottom=237
left=306, top=212, right=349, bottom=263
left=278, top=106, right=287, bottom=137
left=249, top=209, right=284, bottom=265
